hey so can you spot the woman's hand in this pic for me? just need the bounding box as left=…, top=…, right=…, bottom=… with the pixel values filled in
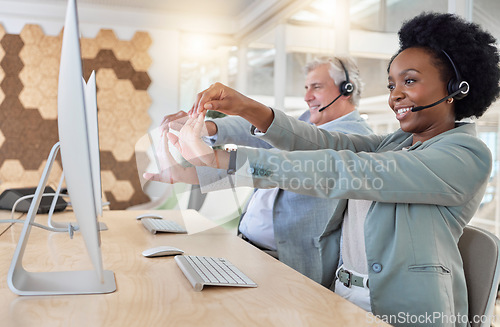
left=190, top=82, right=274, bottom=132
left=143, top=132, right=199, bottom=185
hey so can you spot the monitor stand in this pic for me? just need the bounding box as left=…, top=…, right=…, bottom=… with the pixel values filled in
left=7, top=142, right=116, bottom=295
left=47, top=171, right=108, bottom=231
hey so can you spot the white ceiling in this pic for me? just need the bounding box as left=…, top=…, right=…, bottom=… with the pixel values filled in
left=12, top=0, right=267, bottom=18
left=4, top=0, right=313, bottom=42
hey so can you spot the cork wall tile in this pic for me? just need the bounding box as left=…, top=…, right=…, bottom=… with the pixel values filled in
left=36, top=160, right=63, bottom=183
left=114, top=40, right=134, bottom=61
left=22, top=170, right=44, bottom=186
left=38, top=76, right=58, bottom=98
left=96, top=89, right=116, bottom=111
left=40, top=35, right=62, bottom=57
left=85, top=50, right=113, bottom=71
left=0, top=98, right=24, bottom=118
left=1, top=34, right=24, bottom=55
left=0, top=159, right=25, bottom=182
left=0, top=25, right=153, bottom=209
left=19, top=25, right=44, bottom=45
left=112, top=60, right=134, bottom=79
left=0, top=112, right=26, bottom=137
left=1, top=76, right=23, bottom=96
left=99, top=151, right=116, bottom=171
left=111, top=141, right=135, bottom=162
left=22, top=143, right=48, bottom=170
left=38, top=97, right=58, bottom=119
left=2, top=55, right=23, bottom=76
left=0, top=113, right=26, bottom=140
left=130, top=71, right=151, bottom=90
left=19, top=44, right=43, bottom=66
left=100, top=170, right=117, bottom=189
left=130, top=52, right=152, bottom=71
left=131, top=32, right=152, bottom=51
left=131, top=111, right=151, bottom=132
left=81, top=37, right=99, bottom=58
left=19, top=86, right=43, bottom=108
left=0, top=45, right=5, bottom=64
left=98, top=128, right=117, bottom=151
left=115, top=119, right=135, bottom=141
left=96, top=110, right=115, bottom=130
left=111, top=180, right=134, bottom=202
left=19, top=67, right=43, bottom=87
left=115, top=100, right=134, bottom=120
left=0, top=129, right=4, bottom=148
left=39, top=57, right=59, bottom=77
left=95, top=68, right=116, bottom=90
left=113, top=79, right=135, bottom=101
left=95, top=29, right=118, bottom=50
left=131, top=91, right=152, bottom=111
left=112, top=158, right=134, bottom=180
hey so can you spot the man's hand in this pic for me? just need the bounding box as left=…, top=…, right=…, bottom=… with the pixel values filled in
left=167, top=113, right=218, bottom=168
left=160, top=110, right=217, bottom=136
left=143, top=132, right=199, bottom=184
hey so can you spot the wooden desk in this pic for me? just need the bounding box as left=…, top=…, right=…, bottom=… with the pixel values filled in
left=0, top=210, right=389, bottom=327
left=0, top=210, right=24, bottom=236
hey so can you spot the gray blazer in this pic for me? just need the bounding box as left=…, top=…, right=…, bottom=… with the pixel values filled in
left=224, top=109, right=492, bottom=326
left=209, top=111, right=373, bottom=285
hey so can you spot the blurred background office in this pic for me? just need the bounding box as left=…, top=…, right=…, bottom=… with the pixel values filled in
left=0, top=0, right=498, bottom=237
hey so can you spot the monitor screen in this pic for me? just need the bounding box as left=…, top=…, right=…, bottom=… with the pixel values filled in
left=57, top=0, right=104, bottom=281
left=83, top=71, right=104, bottom=219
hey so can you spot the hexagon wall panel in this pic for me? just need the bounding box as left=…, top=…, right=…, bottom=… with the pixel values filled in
left=0, top=24, right=152, bottom=209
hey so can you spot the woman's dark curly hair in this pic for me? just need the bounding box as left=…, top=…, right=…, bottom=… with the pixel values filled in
left=389, top=12, right=500, bottom=120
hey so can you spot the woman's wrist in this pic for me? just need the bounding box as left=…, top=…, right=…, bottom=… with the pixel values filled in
left=239, top=101, right=274, bottom=133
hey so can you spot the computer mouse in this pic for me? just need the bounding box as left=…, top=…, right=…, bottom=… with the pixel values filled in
left=136, top=213, right=164, bottom=220
left=142, top=246, right=184, bottom=258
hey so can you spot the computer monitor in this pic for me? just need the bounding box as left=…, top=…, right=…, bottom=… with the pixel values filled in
left=46, top=71, right=108, bottom=231
left=84, top=71, right=104, bottom=219
left=7, top=0, right=116, bottom=295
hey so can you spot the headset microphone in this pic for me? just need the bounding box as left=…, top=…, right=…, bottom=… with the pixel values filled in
left=318, top=94, right=342, bottom=112
left=318, top=59, right=354, bottom=113
left=411, top=82, right=469, bottom=112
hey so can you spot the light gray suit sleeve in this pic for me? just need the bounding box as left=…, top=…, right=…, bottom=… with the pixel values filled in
left=233, top=131, right=492, bottom=206
left=208, top=116, right=273, bottom=149
left=255, top=109, right=384, bottom=152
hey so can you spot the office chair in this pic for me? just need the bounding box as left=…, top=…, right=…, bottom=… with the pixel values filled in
left=458, top=225, right=500, bottom=327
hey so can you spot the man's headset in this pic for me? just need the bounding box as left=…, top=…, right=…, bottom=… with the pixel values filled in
left=318, top=59, right=354, bottom=112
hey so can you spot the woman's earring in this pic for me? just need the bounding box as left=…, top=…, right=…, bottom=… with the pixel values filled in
left=447, top=97, right=454, bottom=104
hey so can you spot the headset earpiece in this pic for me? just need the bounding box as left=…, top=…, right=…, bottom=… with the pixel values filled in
left=339, top=80, right=354, bottom=96
left=447, top=80, right=469, bottom=100
left=442, top=50, right=469, bottom=100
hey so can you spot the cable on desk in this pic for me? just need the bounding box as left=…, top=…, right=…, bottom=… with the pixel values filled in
left=0, top=193, right=78, bottom=238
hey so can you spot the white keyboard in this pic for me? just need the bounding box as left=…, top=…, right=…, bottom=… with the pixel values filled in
left=141, top=218, right=187, bottom=234
left=174, top=255, right=257, bottom=291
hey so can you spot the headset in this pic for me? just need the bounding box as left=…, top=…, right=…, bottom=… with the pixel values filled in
left=411, top=50, right=470, bottom=112
left=338, top=59, right=354, bottom=96
left=442, top=50, right=469, bottom=100
left=318, top=59, right=354, bottom=112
